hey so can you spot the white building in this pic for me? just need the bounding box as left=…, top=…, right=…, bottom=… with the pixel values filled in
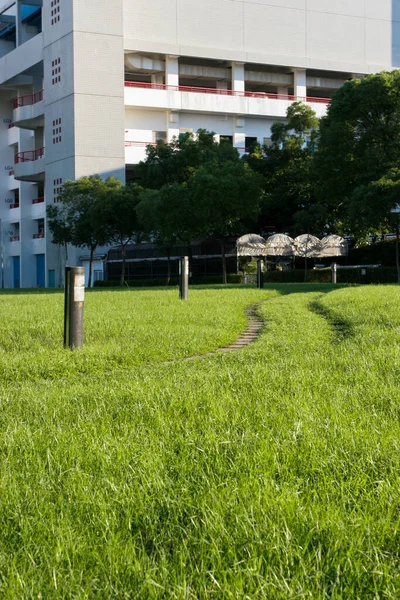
left=0, top=0, right=399, bottom=288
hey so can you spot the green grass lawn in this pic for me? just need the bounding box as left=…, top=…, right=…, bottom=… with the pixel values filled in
left=0, top=284, right=399, bottom=598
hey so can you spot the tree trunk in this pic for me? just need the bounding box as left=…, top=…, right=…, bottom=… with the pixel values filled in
left=396, top=225, right=400, bottom=284
left=304, top=256, right=308, bottom=283
left=88, top=245, right=95, bottom=289
left=120, top=244, right=127, bottom=287
left=219, top=239, right=227, bottom=284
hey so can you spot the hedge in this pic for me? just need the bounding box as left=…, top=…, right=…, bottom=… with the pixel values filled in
left=94, top=273, right=244, bottom=288
left=264, top=268, right=398, bottom=284
left=94, top=268, right=398, bottom=288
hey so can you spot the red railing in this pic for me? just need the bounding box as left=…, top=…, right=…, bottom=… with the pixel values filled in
left=32, top=196, right=45, bottom=204
left=8, top=170, right=14, bottom=176
left=33, top=232, right=44, bottom=239
left=13, top=89, right=44, bottom=109
left=10, top=235, right=20, bottom=242
left=124, top=81, right=331, bottom=104
left=9, top=203, right=19, bottom=209
left=15, top=147, right=45, bottom=163
left=8, top=122, right=15, bottom=128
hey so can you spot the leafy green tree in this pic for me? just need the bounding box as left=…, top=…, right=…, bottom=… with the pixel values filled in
left=189, top=161, right=264, bottom=283
left=136, top=129, right=238, bottom=188
left=137, top=131, right=263, bottom=283
left=47, top=175, right=122, bottom=287
left=246, top=102, right=325, bottom=236
left=316, top=71, right=400, bottom=239
left=137, top=186, right=193, bottom=285
left=97, top=184, right=143, bottom=286
left=46, top=202, right=72, bottom=266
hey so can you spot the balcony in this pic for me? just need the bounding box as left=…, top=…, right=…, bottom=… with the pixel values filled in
left=10, top=235, right=20, bottom=242
left=124, top=81, right=331, bottom=119
left=9, top=203, right=19, bottom=209
left=31, top=197, right=45, bottom=218
left=13, top=90, right=44, bottom=129
left=32, top=232, right=46, bottom=253
left=14, top=147, right=45, bottom=182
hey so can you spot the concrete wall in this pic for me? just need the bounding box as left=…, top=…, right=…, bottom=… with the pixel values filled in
left=123, top=0, right=400, bottom=73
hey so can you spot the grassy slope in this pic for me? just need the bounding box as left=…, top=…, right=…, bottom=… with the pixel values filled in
left=0, top=285, right=399, bottom=598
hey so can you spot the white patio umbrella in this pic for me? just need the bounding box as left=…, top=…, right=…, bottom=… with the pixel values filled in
left=264, top=233, right=295, bottom=256
left=317, top=235, right=348, bottom=257
left=294, top=234, right=320, bottom=257
left=236, top=233, right=266, bottom=257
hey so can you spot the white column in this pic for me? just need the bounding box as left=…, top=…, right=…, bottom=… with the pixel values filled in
left=293, top=68, right=307, bottom=100
left=167, top=111, right=180, bottom=143
left=166, top=55, right=179, bottom=88
left=16, top=0, right=23, bottom=46
left=233, top=117, right=245, bottom=154
left=231, top=62, right=245, bottom=94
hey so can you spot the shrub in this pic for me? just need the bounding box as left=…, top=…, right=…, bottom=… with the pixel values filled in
left=94, top=273, right=244, bottom=288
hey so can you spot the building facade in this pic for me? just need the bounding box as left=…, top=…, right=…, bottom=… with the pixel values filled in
left=0, top=0, right=399, bottom=287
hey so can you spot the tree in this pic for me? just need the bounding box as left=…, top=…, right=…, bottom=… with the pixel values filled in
left=137, top=187, right=191, bottom=285
left=47, top=175, right=123, bottom=288
left=316, top=71, right=400, bottom=239
left=97, top=184, right=143, bottom=286
left=188, top=160, right=264, bottom=283
left=136, top=130, right=232, bottom=189
left=136, top=131, right=264, bottom=283
left=46, top=202, right=72, bottom=266
left=245, top=102, right=326, bottom=236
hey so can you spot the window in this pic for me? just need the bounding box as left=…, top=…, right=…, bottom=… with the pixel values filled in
left=53, top=178, right=63, bottom=202
left=52, top=118, right=62, bottom=144
left=51, top=0, right=61, bottom=25
left=52, top=58, right=61, bottom=85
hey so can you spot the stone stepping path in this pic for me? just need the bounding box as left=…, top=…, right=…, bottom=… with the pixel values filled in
left=163, top=303, right=264, bottom=365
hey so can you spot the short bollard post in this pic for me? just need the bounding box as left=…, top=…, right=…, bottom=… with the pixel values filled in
left=179, top=256, right=189, bottom=300
left=361, top=267, right=367, bottom=284
left=331, top=262, right=337, bottom=285
left=64, top=266, right=85, bottom=349
left=257, top=259, right=264, bottom=289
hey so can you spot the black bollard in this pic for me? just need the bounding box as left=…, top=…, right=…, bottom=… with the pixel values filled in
left=257, top=259, right=264, bottom=289
left=331, top=262, right=337, bottom=285
left=179, top=256, right=189, bottom=300
left=360, top=267, right=367, bottom=284
left=64, top=266, right=85, bottom=349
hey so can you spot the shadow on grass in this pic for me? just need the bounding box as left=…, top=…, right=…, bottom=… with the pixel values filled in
left=309, top=299, right=355, bottom=342
left=0, top=283, right=351, bottom=296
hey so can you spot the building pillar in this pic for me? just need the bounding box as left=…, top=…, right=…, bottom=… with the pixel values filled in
left=234, top=117, right=245, bottom=153
left=231, top=62, right=245, bottom=93
left=293, top=68, right=307, bottom=99
left=15, top=0, right=23, bottom=46
left=166, top=55, right=179, bottom=88
left=167, top=111, right=180, bottom=143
